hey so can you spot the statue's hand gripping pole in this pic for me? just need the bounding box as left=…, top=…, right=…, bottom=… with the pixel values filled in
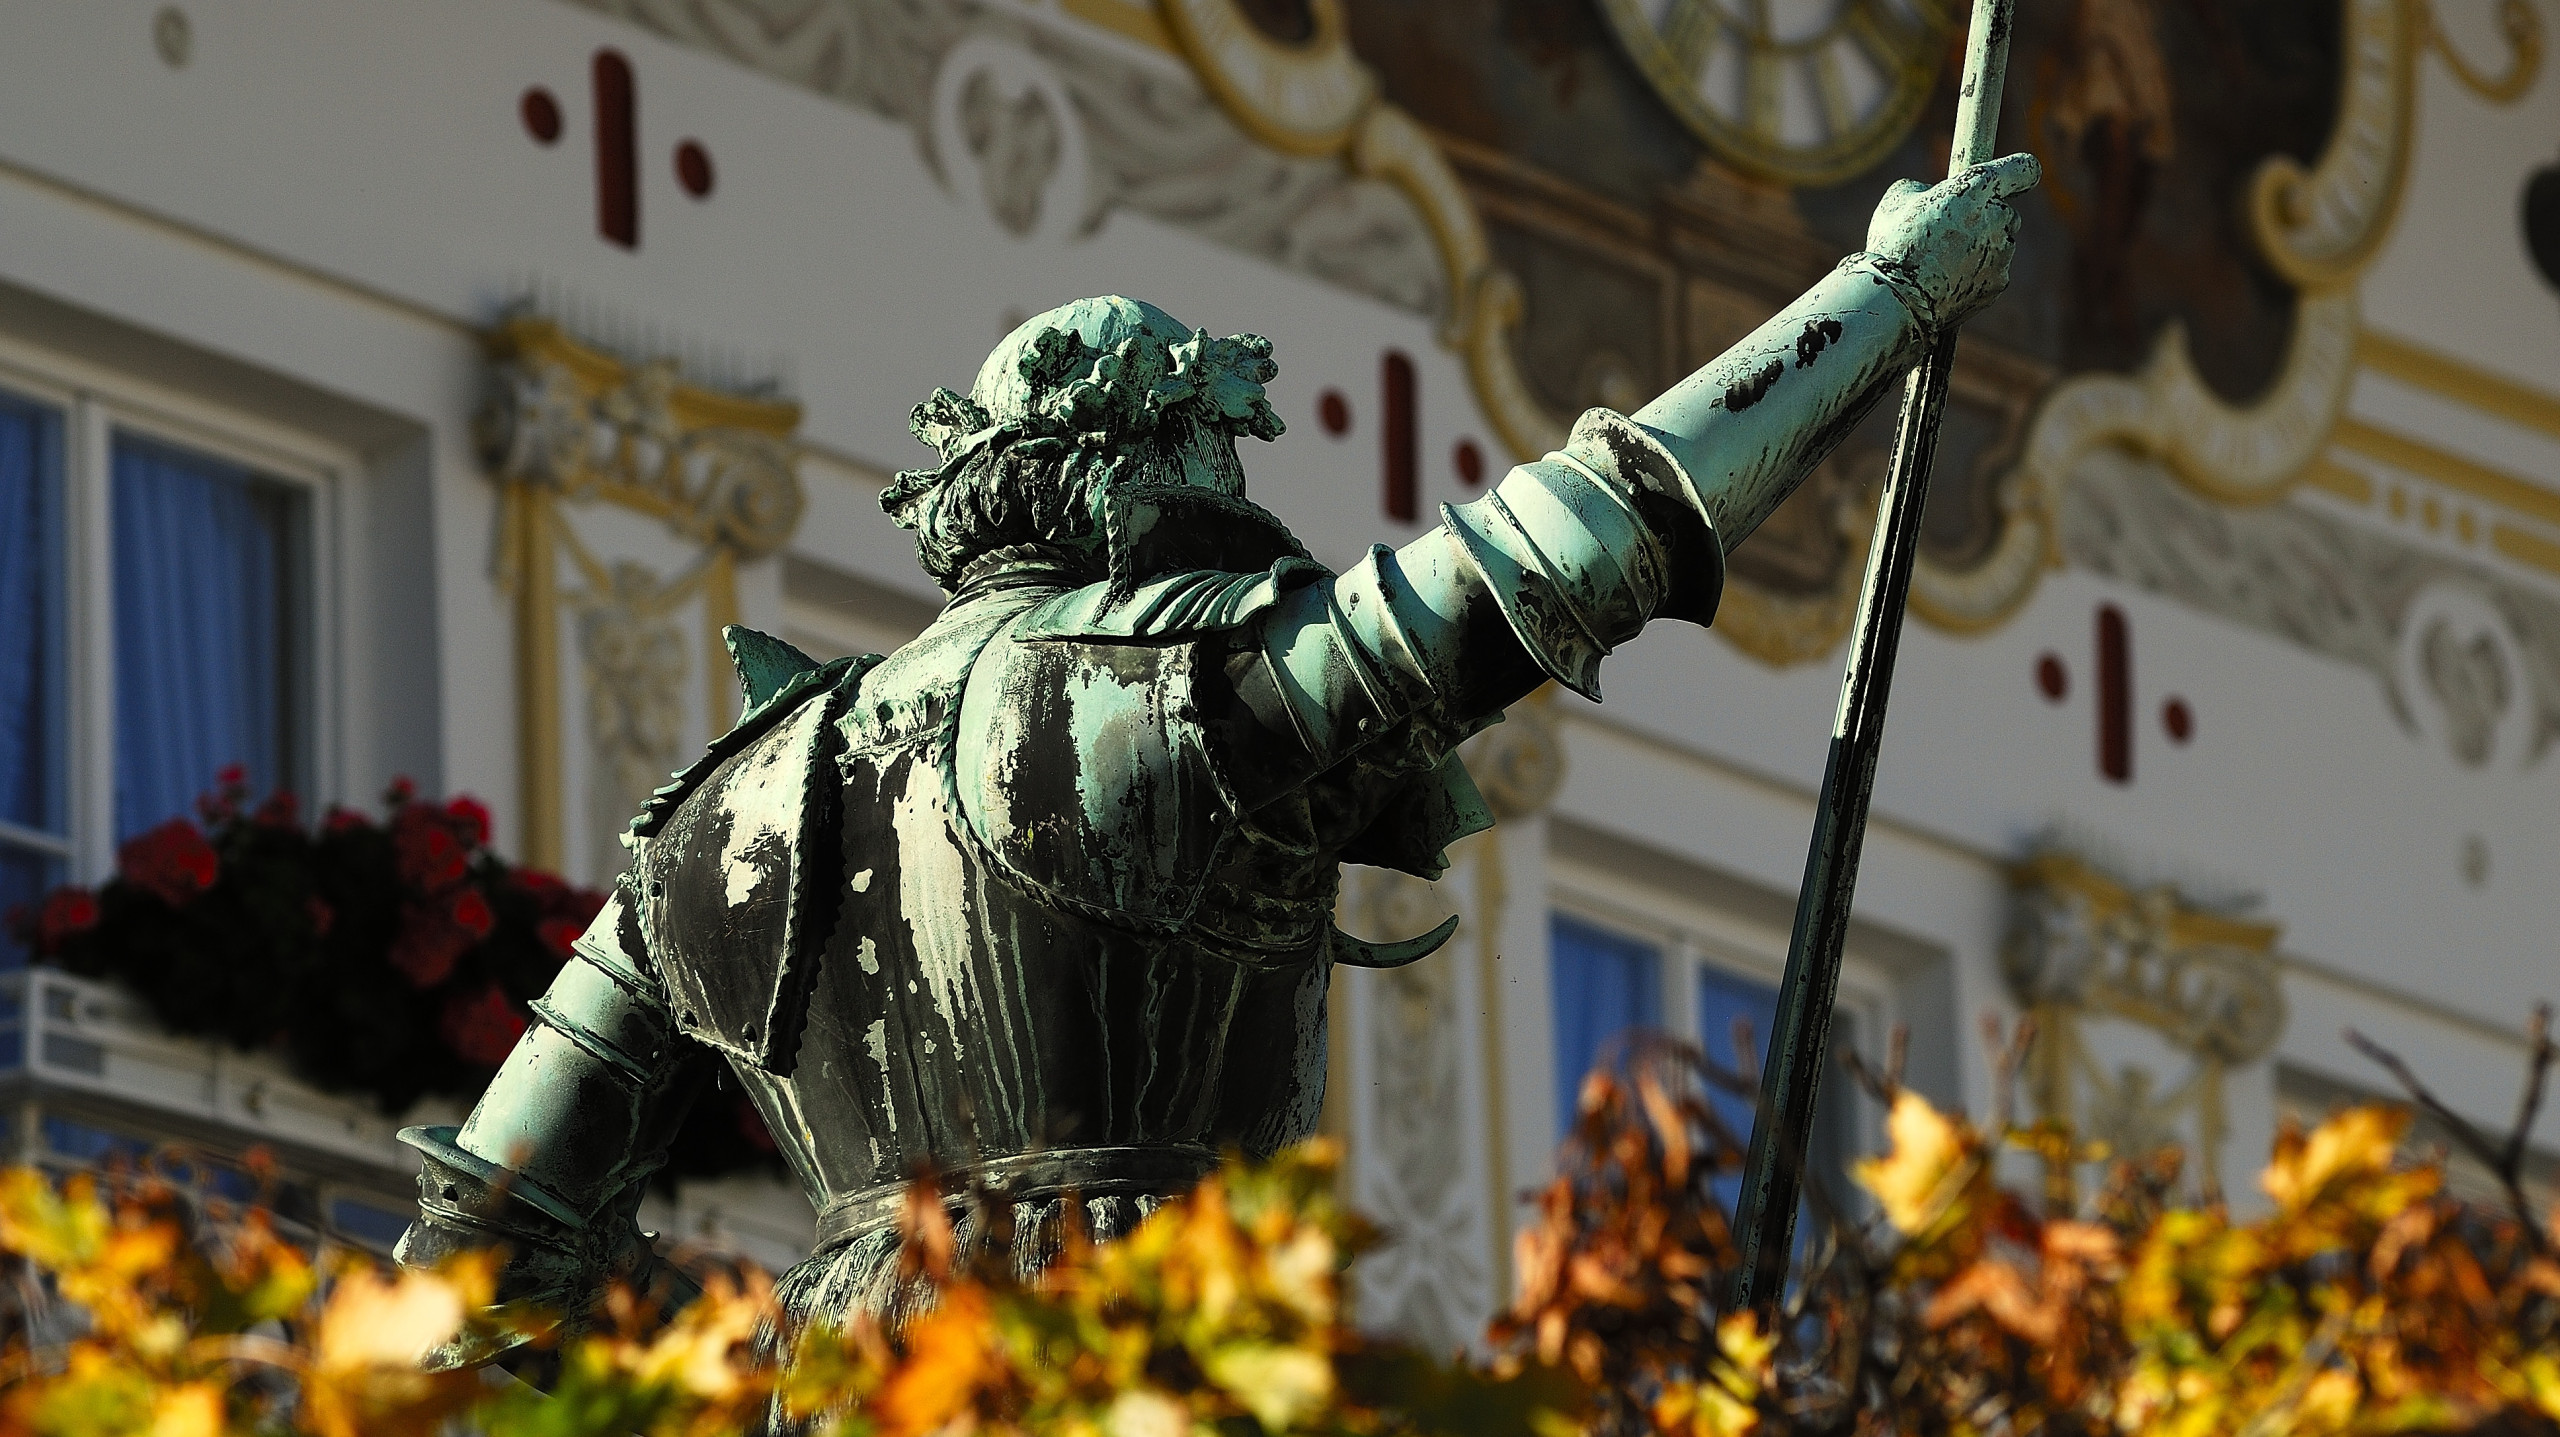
left=1729, top=0, right=2023, bottom=1316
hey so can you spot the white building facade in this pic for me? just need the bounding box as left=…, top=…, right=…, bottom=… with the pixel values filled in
left=0, top=0, right=2551, bottom=1349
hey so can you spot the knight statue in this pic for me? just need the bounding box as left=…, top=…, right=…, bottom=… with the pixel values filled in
left=395, top=154, right=2039, bottom=1349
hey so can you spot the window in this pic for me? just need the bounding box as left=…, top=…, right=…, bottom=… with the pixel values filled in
left=110, top=433, right=308, bottom=838
left=1549, top=912, right=1663, bottom=1127
left=0, top=352, right=332, bottom=964
left=0, top=396, right=67, bottom=956
left=1550, top=903, right=1867, bottom=1227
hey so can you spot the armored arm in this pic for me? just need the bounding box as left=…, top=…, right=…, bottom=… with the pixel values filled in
left=1217, top=157, right=2043, bottom=795
left=395, top=882, right=715, bottom=1363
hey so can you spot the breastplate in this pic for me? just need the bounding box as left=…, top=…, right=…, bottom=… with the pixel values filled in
left=634, top=584, right=1337, bottom=1249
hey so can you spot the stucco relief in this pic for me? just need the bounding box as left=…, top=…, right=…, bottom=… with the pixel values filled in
left=479, top=316, right=809, bottom=875
left=2004, top=851, right=2286, bottom=1200
left=572, top=559, right=695, bottom=881
left=566, top=0, right=1446, bottom=316
left=1336, top=864, right=1493, bottom=1357
left=2063, top=448, right=2560, bottom=772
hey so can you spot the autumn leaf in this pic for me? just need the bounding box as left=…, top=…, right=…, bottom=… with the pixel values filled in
left=1203, top=1340, right=1333, bottom=1433
left=1853, top=1091, right=1981, bottom=1241
left=145, top=1382, right=226, bottom=1437
left=299, top=1265, right=483, bottom=1437
left=872, top=1284, right=1001, bottom=1437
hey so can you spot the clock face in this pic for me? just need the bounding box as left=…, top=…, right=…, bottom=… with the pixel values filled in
left=1596, top=0, right=1957, bottom=187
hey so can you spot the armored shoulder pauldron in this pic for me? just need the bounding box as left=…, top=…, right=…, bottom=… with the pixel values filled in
left=628, top=630, right=881, bottom=1076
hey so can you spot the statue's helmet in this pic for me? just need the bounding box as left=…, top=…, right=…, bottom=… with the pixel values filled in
left=884, top=295, right=1288, bottom=587
left=968, top=296, right=1190, bottom=429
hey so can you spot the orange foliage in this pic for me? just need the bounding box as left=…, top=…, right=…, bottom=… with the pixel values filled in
left=0, top=1026, right=2551, bottom=1437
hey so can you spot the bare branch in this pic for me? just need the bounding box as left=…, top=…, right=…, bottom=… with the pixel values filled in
left=1843, top=1023, right=1912, bottom=1107
left=1731, top=1016, right=1762, bottom=1091
left=2347, top=1024, right=2544, bottom=1239
left=2497, top=1003, right=2553, bottom=1184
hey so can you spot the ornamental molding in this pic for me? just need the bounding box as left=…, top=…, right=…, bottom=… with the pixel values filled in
left=2003, top=851, right=2286, bottom=1199
left=1975, top=0, right=2543, bottom=635
left=1158, top=1, right=1572, bottom=463
left=478, top=317, right=809, bottom=876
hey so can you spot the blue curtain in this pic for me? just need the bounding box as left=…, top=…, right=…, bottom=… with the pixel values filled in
left=1697, top=965, right=1781, bottom=1220
left=112, top=435, right=292, bottom=839
left=0, top=394, right=64, bottom=966
left=1549, top=913, right=1663, bottom=1131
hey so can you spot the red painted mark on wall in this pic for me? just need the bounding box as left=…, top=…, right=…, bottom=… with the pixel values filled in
left=2097, top=603, right=2132, bottom=783
left=1453, top=437, right=1485, bottom=487
left=2035, top=652, right=2068, bottom=701
left=1382, top=350, right=1417, bottom=522
left=521, top=87, right=563, bottom=145
left=675, top=139, right=715, bottom=198
left=1317, top=388, right=1350, bottom=437
left=594, top=50, right=638, bottom=248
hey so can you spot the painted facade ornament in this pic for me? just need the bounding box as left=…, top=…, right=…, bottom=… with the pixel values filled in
left=1986, top=0, right=2544, bottom=628
left=478, top=316, right=806, bottom=874
left=2003, top=851, right=2285, bottom=1200
left=401, top=125, right=2036, bottom=1354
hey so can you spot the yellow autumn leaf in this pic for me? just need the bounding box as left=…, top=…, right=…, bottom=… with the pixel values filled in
left=0, top=1167, right=107, bottom=1268
left=629, top=1284, right=767, bottom=1399
left=147, top=1382, right=227, bottom=1437
left=1654, top=1376, right=1759, bottom=1437
left=1853, top=1091, right=1977, bottom=1237
left=2521, top=1351, right=2560, bottom=1420
left=1714, top=1312, right=1774, bottom=1390
left=1104, top=1387, right=1190, bottom=1437
left=1262, top=1226, right=1336, bottom=1325
left=314, top=1265, right=467, bottom=1371
left=1203, top=1340, right=1333, bottom=1433
left=2260, top=1107, right=2404, bottom=1213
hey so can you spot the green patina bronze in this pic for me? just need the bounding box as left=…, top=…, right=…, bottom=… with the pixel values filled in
left=396, top=153, right=2035, bottom=1366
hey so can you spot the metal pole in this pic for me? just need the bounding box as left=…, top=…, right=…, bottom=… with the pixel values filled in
left=1728, top=0, right=2019, bottom=1316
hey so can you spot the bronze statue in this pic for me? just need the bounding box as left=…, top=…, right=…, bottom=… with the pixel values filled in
left=396, top=152, right=2038, bottom=1352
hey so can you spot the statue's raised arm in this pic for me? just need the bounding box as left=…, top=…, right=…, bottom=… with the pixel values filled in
left=396, top=155, right=2036, bottom=1356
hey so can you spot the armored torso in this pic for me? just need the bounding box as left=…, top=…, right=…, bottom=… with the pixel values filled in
left=626, top=535, right=1492, bottom=1316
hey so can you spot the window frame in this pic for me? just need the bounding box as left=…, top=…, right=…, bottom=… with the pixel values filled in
left=1548, top=855, right=1896, bottom=1177
left=0, top=332, right=355, bottom=887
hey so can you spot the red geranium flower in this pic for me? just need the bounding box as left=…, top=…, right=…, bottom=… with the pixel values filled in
left=440, top=983, right=528, bottom=1068
left=383, top=776, right=416, bottom=806
left=511, top=869, right=566, bottom=900
left=252, top=790, right=302, bottom=829
left=322, top=805, right=371, bottom=835
left=443, top=795, right=491, bottom=848
left=391, top=807, right=467, bottom=893
left=197, top=765, right=251, bottom=826
left=117, top=819, right=219, bottom=907
left=32, top=888, right=101, bottom=954
left=389, top=911, right=468, bottom=989
left=449, top=887, right=495, bottom=941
